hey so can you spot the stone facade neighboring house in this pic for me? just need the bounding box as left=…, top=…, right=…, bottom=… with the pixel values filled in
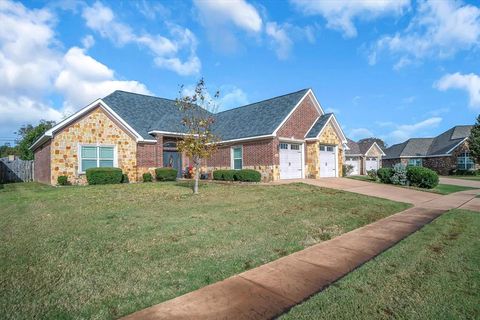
left=31, top=89, right=348, bottom=185
left=382, top=125, right=476, bottom=175
left=344, top=139, right=385, bottom=175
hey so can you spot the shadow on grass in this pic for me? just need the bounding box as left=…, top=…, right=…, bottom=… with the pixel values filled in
left=174, top=180, right=210, bottom=189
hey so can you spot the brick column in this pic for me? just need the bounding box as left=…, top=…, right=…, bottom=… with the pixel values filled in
left=155, top=135, right=163, bottom=167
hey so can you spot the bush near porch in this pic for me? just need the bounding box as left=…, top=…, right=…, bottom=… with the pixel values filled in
left=1, top=182, right=408, bottom=319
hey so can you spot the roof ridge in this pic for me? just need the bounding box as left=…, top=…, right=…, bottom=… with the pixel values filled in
left=215, top=88, right=309, bottom=115
left=108, top=90, right=177, bottom=103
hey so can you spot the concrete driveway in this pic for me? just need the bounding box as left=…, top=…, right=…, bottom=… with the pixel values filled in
left=440, top=177, right=480, bottom=188
left=275, top=178, right=442, bottom=206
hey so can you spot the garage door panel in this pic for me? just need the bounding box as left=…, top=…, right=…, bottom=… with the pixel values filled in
left=280, top=143, right=303, bottom=179
left=366, top=157, right=378, bottom=172
left=345, top=157, right=359, bottom=175
left=320, top=145, right=336, bottom=177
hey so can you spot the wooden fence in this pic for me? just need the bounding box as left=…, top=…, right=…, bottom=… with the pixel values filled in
left=0, top=157, right=34, bottom=183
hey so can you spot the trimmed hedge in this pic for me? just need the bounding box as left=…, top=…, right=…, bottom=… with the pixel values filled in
left=155, top=168, right=177, bottom=181
left=213, top=169, right=261, bottom=182
left=143, top=172, right=153, bottom=182
left=407, top=166, right=439, bottom=189
left=86, top=167, right=123, bottom=185
left=377, top=168, right=393, bottom=184
left=57, top=175, right=69, bottom=186
left=367, top=169, right=377, bottom=181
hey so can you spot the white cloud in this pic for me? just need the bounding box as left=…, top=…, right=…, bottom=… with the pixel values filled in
left=193, top=0, right=262, bottom=33
left=265, top=22, right=293, bottom=60
left=387, top=117, right=442, bottom=143
left=81, top=35, right=95, bottom=49
left=435, top=72, right=480, bottom=110
left=218, top=87, right=249, bottom=110
left=0, top=0, right=151, bottom=137
left=55, top=47, right=151, bottom=108
left=82, top=2, right=200, bottom=75
left=349, top=128, right=374, bottom=140
left=291, top=0, right=410, bottom=37
left=325, top=107, right=340, bottom=114
left=371, top=1, right=480, bottom=67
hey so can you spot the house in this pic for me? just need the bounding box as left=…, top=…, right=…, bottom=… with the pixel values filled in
left=382, top=125, right=476, bottom=175
left=31, top=89, right=348, bottom=185
left=344, top=138, right=385, bottom=175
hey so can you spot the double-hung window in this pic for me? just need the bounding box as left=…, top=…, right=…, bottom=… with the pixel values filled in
left=408, top=158, right=423, bottom=167
left=80, top=145, right=115, bottom=173
left=232, top=146, right=243, bottom=170
left=457, top=152, right=475, bottom=170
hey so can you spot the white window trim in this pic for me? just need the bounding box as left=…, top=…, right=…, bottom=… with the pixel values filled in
left=78, top=144, right=118, bottom=174
left=231, top=145, right=243, bottom=170
left=457, top=152, right=474, bottom=170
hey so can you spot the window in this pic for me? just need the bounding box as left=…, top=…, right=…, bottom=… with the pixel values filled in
left=319, top=145, right=326, bottom=151
left=280, top=143, right=288, bottom=150
left=291, top=144, right=300, bottom=150
left=408, top=158, right=423, bottom=167
left=457, top=152, right=475, bottom=170
left=326, top=146, right=334, bottom=152
left=163, top=140, right=177, bottom=148
left=232, top=146, right=243, bottom=170
left=80, top=145, right=115, bottom=173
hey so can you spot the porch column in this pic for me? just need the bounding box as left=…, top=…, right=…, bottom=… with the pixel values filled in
left=155, top=135, right=163, bottom=167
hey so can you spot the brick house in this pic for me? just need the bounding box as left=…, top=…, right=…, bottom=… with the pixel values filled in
left=382, top=125, right=477, bottom=175
left=344, top=139, right=385, bottom=175
left=31, top=89, right=347, bottom=185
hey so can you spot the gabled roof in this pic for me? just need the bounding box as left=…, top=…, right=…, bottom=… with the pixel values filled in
left=345, top=138, right=385, bottom=156
left=345, top=138, right=361, bottom=155
left=305, top=113, right=332, bottom=139
left=213, top=89, right=310, bottom=141
left=383, top=125, right=472, bottom=159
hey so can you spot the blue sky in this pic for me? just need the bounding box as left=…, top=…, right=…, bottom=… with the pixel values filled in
left=1, top=0, right=479, bottom=146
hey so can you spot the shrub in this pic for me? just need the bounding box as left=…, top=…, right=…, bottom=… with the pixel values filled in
left=213, top=169, right=236, bottom=181
left=342, top=164, right=354, bottom=177
left=407, top=166, right=439, bottom=189
left=377, top=168, right=393, bottom=184
left=155, top=168, right=177, bottom=181
left=121, top=174, right=129, bottom=184
left=143, top=172, right=153, bottom=182
left=57, top=175, right=70, bottom=186
left=234, top=169, right=261, bottom=182
left=390, top=163, right=408, bottom=186
left=86, top=167, right=123, bottom=185
left=367, top=169, right=377, bottom=181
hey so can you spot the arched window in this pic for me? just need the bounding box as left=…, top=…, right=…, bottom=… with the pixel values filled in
left=163, top=141, right=177, bottom=148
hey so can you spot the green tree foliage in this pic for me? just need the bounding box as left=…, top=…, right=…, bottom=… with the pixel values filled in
left=468, top=114, right=480, bottom=162
left=176, top=78, right=220, bottom=194
left=16, top=120, right=55, bottom=160
left=0, top=144, right=20, bottom=158
left=358, top=137, right=388, bottom=149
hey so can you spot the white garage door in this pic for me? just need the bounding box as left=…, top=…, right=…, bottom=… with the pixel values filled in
left=366, top=157, right=379, bottom=172
left=345, top=157, right=360, bottom=175
left=279, top=143, right=303, bottom=179
left=320, top=145, right=336, bottom=177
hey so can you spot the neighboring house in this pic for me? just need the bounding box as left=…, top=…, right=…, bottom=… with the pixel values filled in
left=383, top=125, right=476, bottom=175
left=344, top=139, right=385, bottom=175
left=31, top=89, right=347, bottom=185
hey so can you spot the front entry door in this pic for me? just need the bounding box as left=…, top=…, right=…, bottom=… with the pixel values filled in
left=163, top=151, right=182, bottom=177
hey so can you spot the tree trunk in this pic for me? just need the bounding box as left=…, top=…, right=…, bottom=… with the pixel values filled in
left=193, top=159, right=200, bottom=194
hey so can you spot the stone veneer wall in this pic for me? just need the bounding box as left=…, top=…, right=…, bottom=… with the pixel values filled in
left=50, top=107, right=138, bottom=185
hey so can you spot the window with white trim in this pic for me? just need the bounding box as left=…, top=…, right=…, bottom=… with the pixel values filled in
left=457, top=152, right=475, bottom=170
left=280, top=143, right=288, bottom=150
left=232, top=146, right=243, bottom=170
left=80, top=145, right=115, bottom=173
left=408, top=158, right=423, bottom=167
left=290, top=144, right=300, bottom=150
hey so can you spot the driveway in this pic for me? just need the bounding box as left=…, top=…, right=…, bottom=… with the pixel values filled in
left=274, top=178, right=442, bottom=206
left=440, top=177, right=480, bottom=188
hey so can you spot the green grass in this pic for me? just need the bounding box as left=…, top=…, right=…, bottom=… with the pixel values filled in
left=0, top=182, right=409, bottom=319
left=347, top=175, right=478, bottom=195
left=443, top=175, right=480, bottom=181
left=281, top=209, right=480, bottom=319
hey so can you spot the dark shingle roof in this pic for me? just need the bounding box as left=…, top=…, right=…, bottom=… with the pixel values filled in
left=305, top=113, right=332, bottom=139
left=102, top=89, right=310, bottom=141
left=345, top=138, right=361, bottom=155
left=383, top=125, right=472, bottom=159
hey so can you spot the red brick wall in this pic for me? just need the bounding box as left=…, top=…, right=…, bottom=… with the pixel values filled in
left=136, top=136, right=163, bottom=168
left=34, top=141, right=51, bottom=184
left=208, top=138, right=276, bottom=167
left=276, top=94, right=320, bottom=140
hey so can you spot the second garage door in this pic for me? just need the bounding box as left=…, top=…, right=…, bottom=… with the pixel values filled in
left=365, top=157, right=379, bottom=172
left=345, top=157, right=360, bottom=175
left=320, top=145, right=336, bottom=177
left=279, top=143, right=303, bottom=179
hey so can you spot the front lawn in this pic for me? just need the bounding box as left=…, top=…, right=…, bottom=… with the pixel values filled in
left=347, top=175, right=477, bottom=195
left=0, top=182, right=409, bottom=319
left=443, top=175, right=480, bottom=181
left=281, top=209, right=480, bottom=319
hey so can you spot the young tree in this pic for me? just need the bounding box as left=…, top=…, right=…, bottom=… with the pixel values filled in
left=16, top=120, right=55, bottom=160
left=468, top=114, right=480, bottom=162
left=176, top=78, right=220, bottom=194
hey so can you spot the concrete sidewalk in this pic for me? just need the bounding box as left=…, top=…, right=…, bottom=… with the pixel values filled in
left=121, top=180, right=478, bottom=320
left=440, top=177, right=480, bottom=188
